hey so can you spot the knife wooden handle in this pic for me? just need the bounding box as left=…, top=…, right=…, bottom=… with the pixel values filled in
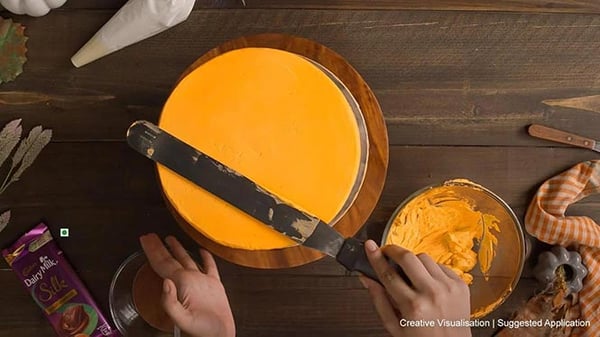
left=528, top=124, right=596, bottom=150
left=336, top=238, right=409, bottom=284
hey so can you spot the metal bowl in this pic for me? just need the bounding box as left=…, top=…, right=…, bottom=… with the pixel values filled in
left=381, top=179, right=526, bottom=318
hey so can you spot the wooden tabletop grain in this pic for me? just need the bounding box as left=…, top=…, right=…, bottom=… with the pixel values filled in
left=1, top=1, right=600, bottom=337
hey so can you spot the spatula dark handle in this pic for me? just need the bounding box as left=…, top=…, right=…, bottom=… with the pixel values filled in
left=336, top=237, right=379, bottom=281
left=336, top=237, right=409, bottom=285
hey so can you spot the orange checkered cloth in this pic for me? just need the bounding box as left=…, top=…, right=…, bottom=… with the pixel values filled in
left=525, top=160, right=600, bottom=337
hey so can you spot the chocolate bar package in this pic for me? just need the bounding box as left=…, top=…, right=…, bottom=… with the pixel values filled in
left=2, top=223, right=121, bottom=337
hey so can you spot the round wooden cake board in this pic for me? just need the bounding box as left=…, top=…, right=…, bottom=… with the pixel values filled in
left=161, top=33, right=389, bottom=269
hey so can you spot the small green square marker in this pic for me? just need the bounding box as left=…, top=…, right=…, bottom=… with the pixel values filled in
left=60, top=228, right=69, bottom=238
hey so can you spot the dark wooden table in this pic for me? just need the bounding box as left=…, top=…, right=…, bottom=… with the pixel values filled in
left=2, top=1, right=600, bottom=336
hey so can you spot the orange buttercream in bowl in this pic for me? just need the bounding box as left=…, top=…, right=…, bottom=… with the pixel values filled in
left=385, top=186, right=500, bottom=285
left=384, top=180, right=525, bottom=318
left=158, top=48, right=364, bottom=250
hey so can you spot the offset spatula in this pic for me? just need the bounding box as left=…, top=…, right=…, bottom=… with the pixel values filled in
left=126, top=120, right=388, bottom=282
left=528, top=124, right=600, bottom=153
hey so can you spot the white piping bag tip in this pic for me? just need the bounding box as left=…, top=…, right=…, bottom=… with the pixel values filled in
left=70, top=0, right=195, bottom=68
left=71, top=37, right=111, bottom=68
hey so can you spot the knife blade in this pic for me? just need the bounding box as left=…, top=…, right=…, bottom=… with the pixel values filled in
left=528, top=124, right=600, bottom=153
left=126, top=120, right=384, bottom=281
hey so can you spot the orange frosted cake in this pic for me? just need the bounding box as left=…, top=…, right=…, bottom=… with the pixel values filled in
left=158, top=48, right=362, bottom=249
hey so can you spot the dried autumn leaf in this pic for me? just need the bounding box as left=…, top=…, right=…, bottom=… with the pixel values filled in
left=0, top=119, right=22, bottom=167
left=12, top=128, right=51, bottom=181
left=0, top=17, right=28, bottom=84
left=11, top=124, right=41, bottom=169
left=0, top=209, right=10, bottom=233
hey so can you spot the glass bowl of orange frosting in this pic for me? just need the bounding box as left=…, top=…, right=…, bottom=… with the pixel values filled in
left=382, top=179, right=525, bottom=318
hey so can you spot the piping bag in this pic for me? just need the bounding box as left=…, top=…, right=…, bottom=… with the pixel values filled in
left=71, top=0, right=195, bottom=67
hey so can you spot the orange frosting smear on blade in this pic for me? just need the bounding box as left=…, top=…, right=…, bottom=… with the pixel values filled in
left=158, top=48, right=361, bottom=250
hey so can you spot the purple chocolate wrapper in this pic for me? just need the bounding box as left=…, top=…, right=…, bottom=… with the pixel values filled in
left=2, top=223, right=121, bottom=337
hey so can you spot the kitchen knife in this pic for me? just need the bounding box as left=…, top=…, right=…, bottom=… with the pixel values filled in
left=126, top=120, right=391, bottom=282
left=528, top=124, right=600, bottom=153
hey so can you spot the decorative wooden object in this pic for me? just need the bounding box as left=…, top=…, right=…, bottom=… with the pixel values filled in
left=160, top=34, right=389, bottom=269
